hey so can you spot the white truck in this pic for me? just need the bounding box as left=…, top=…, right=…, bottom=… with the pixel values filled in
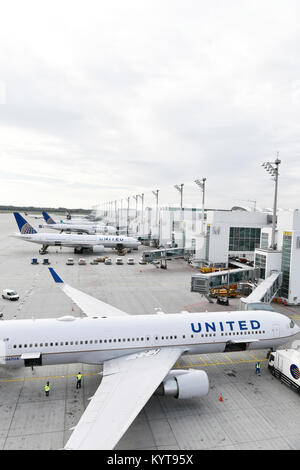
left=268, top=349, right=300, bottom=392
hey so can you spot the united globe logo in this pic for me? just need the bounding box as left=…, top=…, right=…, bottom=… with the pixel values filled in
left=21, top=223, right=36, bottom=234
left=290, top=364, right=300, bottom=380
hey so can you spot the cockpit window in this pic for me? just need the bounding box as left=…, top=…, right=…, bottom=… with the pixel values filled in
left=290, top=320, right=295, bottom=328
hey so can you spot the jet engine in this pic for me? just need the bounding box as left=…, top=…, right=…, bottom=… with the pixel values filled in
left=156, top=369, right=209, bottom=399
left=92, top=245, right=105, bottom=253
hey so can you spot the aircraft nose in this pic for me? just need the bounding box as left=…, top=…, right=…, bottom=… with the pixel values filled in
left=294, top=323, right=300, bottom=335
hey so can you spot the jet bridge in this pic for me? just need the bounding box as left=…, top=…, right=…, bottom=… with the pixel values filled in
left=239, top=270, right=282, bottom=310
left=191, top=266, right=260, bottom=303
left=142, top=248, right=193, bottom=268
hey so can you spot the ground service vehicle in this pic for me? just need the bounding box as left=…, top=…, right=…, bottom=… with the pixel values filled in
left=268, top=347, right=300, bottom=392
left=2, top=289, right=19, bottom=301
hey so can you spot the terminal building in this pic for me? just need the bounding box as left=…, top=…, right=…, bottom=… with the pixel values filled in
left=93, top=200, right=300, bottom=305
left=255, top=209, right=300, bottom=305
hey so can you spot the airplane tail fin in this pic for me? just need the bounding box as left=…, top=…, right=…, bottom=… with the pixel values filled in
left=13, top=212, right=37, bottom=234
left=42, top=211, right=56, bottom=225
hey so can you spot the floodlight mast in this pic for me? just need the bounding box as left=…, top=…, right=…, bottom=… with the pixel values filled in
left=261, top=154, right=281, bottom=250
left=152, top=189, right=159, bottom=226
left=174, top=184, right=184, bottom=210
left=194, top=178, right=206, bottom=235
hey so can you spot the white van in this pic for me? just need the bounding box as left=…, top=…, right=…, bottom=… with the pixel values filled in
left=127, top=258, right=135, bottom=265
left=2, top=289, right=19, bottom=301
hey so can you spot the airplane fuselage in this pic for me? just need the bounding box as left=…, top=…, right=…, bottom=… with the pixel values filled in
left=13, top=233, right=139, bottom=249
left=1, top=310, right=298, bottom=368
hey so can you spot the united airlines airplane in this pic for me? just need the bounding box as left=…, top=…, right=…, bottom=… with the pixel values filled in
left=0, top=267, right=299, bottom=449
left=42, top=211, right=116, bottom=235
left=12, top=212, right=139, bottom=254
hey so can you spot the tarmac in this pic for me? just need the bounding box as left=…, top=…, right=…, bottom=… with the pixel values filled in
left=0, top=212, right=300, bottom=450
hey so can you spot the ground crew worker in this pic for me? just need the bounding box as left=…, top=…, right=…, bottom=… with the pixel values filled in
left=45, top=381, right=50, bottom=396
left=76, top=372, right=82, bottom=389
left=255, top=361, right=261, bottom=376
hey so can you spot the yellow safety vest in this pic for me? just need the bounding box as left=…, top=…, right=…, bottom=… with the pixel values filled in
left=77, top=374, right=82, bottom=380
left=45, top=384, right=50, bottom=392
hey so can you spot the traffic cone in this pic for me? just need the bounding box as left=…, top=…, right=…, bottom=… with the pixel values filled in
left=219, top=393, right=223, bottom=402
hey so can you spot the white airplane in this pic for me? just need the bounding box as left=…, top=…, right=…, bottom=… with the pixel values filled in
left=44, top=211, right=97, bottom=226
left=0, top=267, right=299, bottom=450
left=12, top=212, right=139, bottom=254
left=24, top=212, right=43, bottom=220
left=42, top=211, right=116, bottom=235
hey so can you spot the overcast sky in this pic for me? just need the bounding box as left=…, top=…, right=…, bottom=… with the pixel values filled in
left=0, top=0, right=300, bottom=211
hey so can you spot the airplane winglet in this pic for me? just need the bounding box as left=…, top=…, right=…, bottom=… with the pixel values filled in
left=48, top=268, right=64, bottom=284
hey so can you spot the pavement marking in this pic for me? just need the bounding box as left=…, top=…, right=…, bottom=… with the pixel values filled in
left=249, top=353, right=259, bottom=361
left=0, top=371, right=100, bottom=383
left=225, top=355, right=233, bottom=363
left=174, top=358, right=268, bottom=369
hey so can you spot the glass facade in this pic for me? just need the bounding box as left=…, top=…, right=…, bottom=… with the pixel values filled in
left=229, top=227, right=261, bottom=252
left=261, top=232, right=269, bottom=249
left=280, top=232, right=292, bottom=299
left=255, top=253, right=266, bottom=279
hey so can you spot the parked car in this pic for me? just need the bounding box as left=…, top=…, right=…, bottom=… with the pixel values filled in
left=2, top=289, right=19, bottom=301
left=104, top=258, right=112, bottom=265
left=66, top=258, right=74, bottom=265
left=139, top=258, right=147, bottom=264
left=127, top=258, right=135, bottom=265
left=78, top=258, right=87, bottom=265
left=116, top=258, right=124, bottom=265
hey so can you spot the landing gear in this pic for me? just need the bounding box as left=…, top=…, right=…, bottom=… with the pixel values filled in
left=39, top=245, right=49, bottom=255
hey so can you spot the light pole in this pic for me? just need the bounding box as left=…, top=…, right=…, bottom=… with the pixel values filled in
left=152, top=189, right=159, bottom=227
left=174, top=184, right=184, bottom=210
left=195, top=178, right=206, bottom=235
left=261, top=155, right=281, bottom=250
left=127, top=196, right=130, bottom=236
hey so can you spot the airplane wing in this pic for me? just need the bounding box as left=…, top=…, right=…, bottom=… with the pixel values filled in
left=48, top=268, right=127, bottom=317
left=64, top=347, right=184, bottom=450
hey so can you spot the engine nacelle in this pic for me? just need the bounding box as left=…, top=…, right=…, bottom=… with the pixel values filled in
left=92, top=245, right=105, bottom=253
left=156, top=369, right=209, bottom=399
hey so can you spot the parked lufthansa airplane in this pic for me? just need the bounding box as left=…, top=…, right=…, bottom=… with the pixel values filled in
left=12, top=212, right=139, bottom=254
left=0, top=267, right=299, bottom=449
left=42, top=211, right=116, bottom=235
